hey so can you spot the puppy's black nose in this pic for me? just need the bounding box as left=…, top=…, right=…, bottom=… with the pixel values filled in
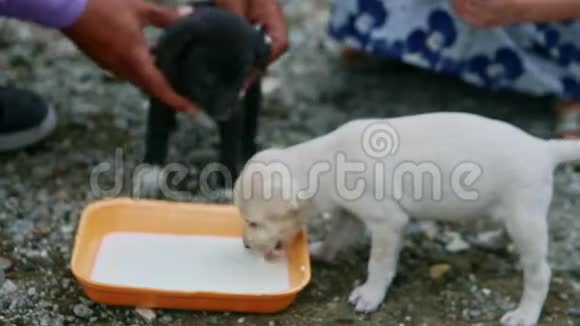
left=243, top=240, right=250, bottom=249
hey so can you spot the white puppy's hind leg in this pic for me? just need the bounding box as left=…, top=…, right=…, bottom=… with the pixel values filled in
left=500, top=193, right=552, bottom=326
left=310, top=212, right=366, bottom=263
left=347, top=201, right=409, bottom=313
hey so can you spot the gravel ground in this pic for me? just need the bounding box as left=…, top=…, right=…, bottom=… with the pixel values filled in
left=0, top=1, right=579, bottom=325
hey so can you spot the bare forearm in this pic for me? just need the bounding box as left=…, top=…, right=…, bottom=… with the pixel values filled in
left=453, top=0, right=580, bottom=28
left=524, top=0, right=580, bottom=22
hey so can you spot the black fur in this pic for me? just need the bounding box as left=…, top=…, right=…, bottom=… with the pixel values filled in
left=144, top=4, right=270, bottom=191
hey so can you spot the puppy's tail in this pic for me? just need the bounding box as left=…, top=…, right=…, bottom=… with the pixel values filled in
left=548, top=139, right=580, bottom=164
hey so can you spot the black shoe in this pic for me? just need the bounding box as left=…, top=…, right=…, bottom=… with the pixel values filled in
left=0, top=86, right=56, bottom=152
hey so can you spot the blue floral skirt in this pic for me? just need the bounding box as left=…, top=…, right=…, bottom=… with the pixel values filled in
left=328, top=0, right=580, bottom=100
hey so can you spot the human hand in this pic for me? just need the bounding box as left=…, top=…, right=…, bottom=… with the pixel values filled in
left=63, top=0, right=198, bottom=114
left=216, top=0, right=289, bottom=62
left=452, top=0, right=580, bottom=27
left=451, top=0, right=525, bottom=28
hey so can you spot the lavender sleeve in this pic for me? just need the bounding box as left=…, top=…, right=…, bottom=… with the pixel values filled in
left=0, top=0, right=88, bottom=29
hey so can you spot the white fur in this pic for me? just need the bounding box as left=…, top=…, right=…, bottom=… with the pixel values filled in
left=234, top=112, right=580, bottom=326
left=134, top=165, right=163, bottom=198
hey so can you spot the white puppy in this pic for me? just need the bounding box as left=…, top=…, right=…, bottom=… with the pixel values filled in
left=233, top=112, right=580, bottom=326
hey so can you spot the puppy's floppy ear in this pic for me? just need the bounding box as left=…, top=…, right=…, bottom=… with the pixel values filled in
left=281, top=191, right=306, bottom=224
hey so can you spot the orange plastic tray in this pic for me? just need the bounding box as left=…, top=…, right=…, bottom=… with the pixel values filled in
left=70, top=198, right=311, bottom=313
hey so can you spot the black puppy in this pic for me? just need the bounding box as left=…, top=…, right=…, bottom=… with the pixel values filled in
left=140, top=2, right=271, bottom=196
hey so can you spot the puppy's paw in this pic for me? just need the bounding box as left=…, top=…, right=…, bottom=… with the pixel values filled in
left=309, top=241, right=334, bottom=263
left=134, top=165, right=162, bottom=198
left=500, top=309, right=538, bottom=326
left=348, top=283, right=386, bottom=313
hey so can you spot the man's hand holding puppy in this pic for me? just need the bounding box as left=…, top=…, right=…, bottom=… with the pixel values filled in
left=64, top=0, right=288, bottom=113
left=216, top=0, right=289, bottom=86
left=216, top=0, right=289, bottom=62
left=63, top=0, right=198, bottom=114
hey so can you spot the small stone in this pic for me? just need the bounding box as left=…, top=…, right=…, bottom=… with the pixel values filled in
left=268, top=321, right=276, bottom=326
left=321, top=212, right=332, bottom=220
left=482, top=288, right=492, bottom=296
left=193, top=112, right=217, bottom=130
left=424, top=226, right=439, bottom=240
left=3, top=279, right=19, bottom=294
left=32, top=227, right=49, bottom=235
left=568, top=308, right=580, bottom=317
left=238, top=317, right=245, bottom=323
left=135, top=307, right=156, bottom=322
left=60, top=224, right=74, bottom=235
left=262, top=77, right=282, bottom=95
left=160, top=315, right=173, bottom=324
left=73, top=304, right=93, bottom=318
left=445, top=233, right=470, bottom=253
left=208, top=316, right=219, bottom=324
left=430, top=264, right=451, bottom=279
left=39, top=317, right=52, bottom=326
left=0, top=257, right=12, bottom=271
left=572, top=281, right=580, bottom=293
left=39, top=300, right=52, bottom=308
left=78, top=296, right=93, bottom=305
left=469, top=309, right=481, bottom=318
left=462, top=308, right=470, bottom=320
left=28, top=287, right=37, bottom=296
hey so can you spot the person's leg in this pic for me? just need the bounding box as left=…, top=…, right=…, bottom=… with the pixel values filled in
left=328, top=1, right=580, bottom=112
left=0, top=86, right=56, bottom=152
